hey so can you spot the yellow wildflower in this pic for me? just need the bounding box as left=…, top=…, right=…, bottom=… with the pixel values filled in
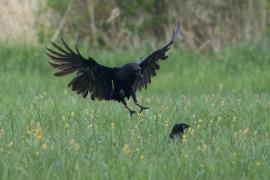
left=26, top=129, right=31, bottom=135
left=71, top=112, right=75, bottom=117
left=69, top=139, right=75, bottom=145
left=188, top=128, right=194, bottom=136
left=61, top=116, right=66, bottom=122
left=88, top=124, right=93, bottom=129
left=64, top=123, right=69, bottom=129
left=221, top=100, right=225, bottom=106
left=90, top=109, right=95, bottom=115
left=74, top=143, right=80, bottom=151
left=140, top=155, right=144, bottom=160
left=111, top=122, right=115, bottom=129
left=69, top=139, right=80, bottom=151
left=30, top=104, right=34, bottom=110
left=0, top=129, right=4, bottom=139
left=182, top=134, right=187, bottom=144
left=41, top=140, right=49, bottom=150
left=138, top=112, right=144, bottom=117
left=34, top=129, right=43, bottom=141
left=122, top=144, right=131, bottom=155
left=7, top=141, right=13, bottom=148
left=165, top=120, right=169, bottom=128
left=219, top=83, right=224, bottom=90
left=43, top=91, right=47, bottom=96
left=182, top=153, right=188, bottom=159
left=74, top=162, right=80, bottom=171
left=130, top=128, right=136, bottom=137
left=256, top=161, right=261, bottom=166
left=197, top=143, right=208, bottom=152
left=234, top=127, right=249, bottom=139
left=242, top=128, right=249, bottom=137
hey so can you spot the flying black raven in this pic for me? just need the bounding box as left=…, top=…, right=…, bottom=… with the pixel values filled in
left=46, top=24, right=180, bottom=115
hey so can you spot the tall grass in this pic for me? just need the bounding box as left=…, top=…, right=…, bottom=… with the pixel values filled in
left=0, top=39, right=270, bottom=179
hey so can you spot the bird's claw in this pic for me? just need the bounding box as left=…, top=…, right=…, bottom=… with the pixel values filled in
left=139, top=107, right=149, bottom=113
left=129, top=110, right=136, bottom=116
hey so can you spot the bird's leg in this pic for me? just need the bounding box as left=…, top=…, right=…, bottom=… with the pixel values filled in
left=119, top=90, right=136, bottom=116
left=121, top=100, right=136, bottom=116
left=131, top=92, right=149, bottom=113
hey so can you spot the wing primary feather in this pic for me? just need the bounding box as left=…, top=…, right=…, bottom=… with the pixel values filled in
left=68, top=75, right=82, bottom=88
left=61, top=38, right=75, bottom=53
left=48, top=62, right=59, bottom=68
left=50, top=41, right=69, bottom=54
left=46, top=53, right=67, bottom=62
left=77, top=76, right=90, bottom=94
left=171, top=23, right=180, bottom=43
left=55, top=69, right=75, bottom=76
left=82, top=90, right=88, bottom=98
left=47, top=48, right=65, bottom=57
left=75, top=41, right=82, bottom=56
left=47, top=39, right=117, bottom=101
left=134, top=23, right=180, bottom=91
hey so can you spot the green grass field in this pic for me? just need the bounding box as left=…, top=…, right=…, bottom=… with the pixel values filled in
left=0, top=40, right=270, bottom=179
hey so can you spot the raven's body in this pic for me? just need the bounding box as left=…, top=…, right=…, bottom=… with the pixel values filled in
left=47, top=24, right=180, bottom=115
left=112, top=63, right=141, bottom=100
left=169, top=123, right=190, bottom=139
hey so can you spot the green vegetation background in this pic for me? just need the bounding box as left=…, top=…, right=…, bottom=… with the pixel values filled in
left=1, top=0, right=270, bottom=179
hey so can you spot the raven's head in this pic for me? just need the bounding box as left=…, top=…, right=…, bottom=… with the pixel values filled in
left=126, top=64, right=143, bottom=80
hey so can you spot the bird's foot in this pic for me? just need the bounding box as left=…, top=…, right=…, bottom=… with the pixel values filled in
left=129, top=110, right=136, bottom=116
left=139, top=106, right=149, bottom=113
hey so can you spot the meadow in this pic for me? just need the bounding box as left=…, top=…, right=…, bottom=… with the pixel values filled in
left=0, top=39, right=270, bottom=179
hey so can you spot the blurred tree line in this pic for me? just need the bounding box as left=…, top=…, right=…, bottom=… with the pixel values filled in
left=36, top=0, right=269, bottom=52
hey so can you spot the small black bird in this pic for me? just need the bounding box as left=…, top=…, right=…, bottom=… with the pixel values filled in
left=46, top=24, right=180, bottom=115
left=169, top=123, right=190, bottom=139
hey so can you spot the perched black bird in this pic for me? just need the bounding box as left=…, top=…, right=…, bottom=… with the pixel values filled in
left=46, top=24, right=180, bottom=115
left=169, top=123, right=189, bottom=139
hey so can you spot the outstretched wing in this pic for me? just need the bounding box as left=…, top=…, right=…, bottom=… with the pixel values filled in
left=46, top=39, right=113, bottom=100
left=134, top=23, right=180, bottom=91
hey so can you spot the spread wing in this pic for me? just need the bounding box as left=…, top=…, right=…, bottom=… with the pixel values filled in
left=46, top=39, right=113, bottom=100
left=134, top=23, right=180, bottom=91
